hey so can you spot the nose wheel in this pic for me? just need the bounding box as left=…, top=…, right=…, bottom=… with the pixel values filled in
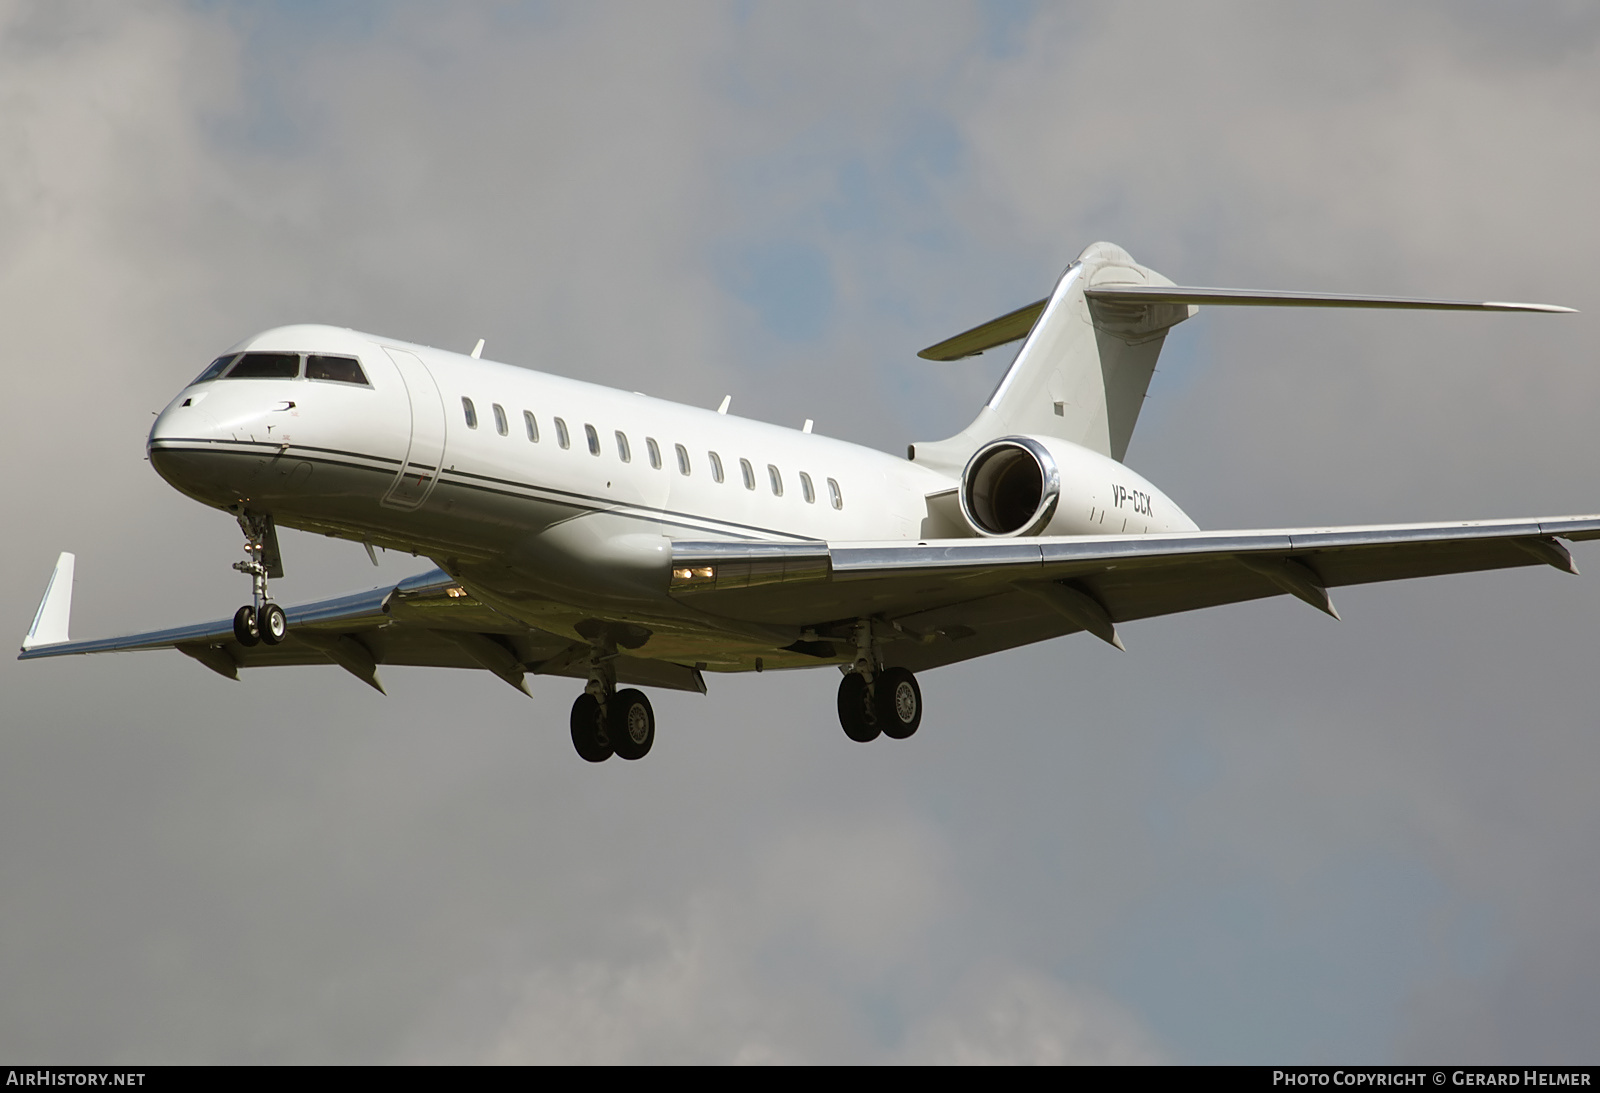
left=232, top=602, right=288, bottom=647
left=230, top=513, right=286, bottom=647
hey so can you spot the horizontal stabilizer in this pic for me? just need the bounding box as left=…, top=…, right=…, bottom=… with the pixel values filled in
left=22, top=552, right=74, bottom=650
left=1083, top=285, right=1577, bottom=313
left=918, top=298, right=1048, bottom=361
left=917, top=286, right=1574, bottom=361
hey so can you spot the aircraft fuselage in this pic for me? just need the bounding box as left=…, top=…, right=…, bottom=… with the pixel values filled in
left=148, top=324, right=1192, bottom=664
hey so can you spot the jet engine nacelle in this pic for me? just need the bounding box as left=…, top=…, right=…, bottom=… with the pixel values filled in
left=958, top=435, right=1197, bottom=538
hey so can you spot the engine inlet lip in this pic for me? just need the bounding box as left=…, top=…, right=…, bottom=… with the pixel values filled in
left=958, top=436, right=1061, bottom=538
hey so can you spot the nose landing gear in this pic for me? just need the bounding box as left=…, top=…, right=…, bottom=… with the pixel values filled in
left=229, top=512, right=286, bottom=648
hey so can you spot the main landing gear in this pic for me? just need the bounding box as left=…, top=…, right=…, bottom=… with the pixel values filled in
left=569, top=640, right=655, bottom=763
left=836, top=620, right=922, bottom=743
left=229, top=512, right=287, bottom=648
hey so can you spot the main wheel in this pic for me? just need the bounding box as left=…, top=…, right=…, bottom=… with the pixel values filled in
left=570, top=693, right=612, bottom=762
left=259, top=602, right=288, bottom=646
left=609, top=688, right=655, bottom=761
left=232, top=605, right=260, bottom=647
left=837, top=672, right=879, bottom=742
left=875, top=667, right=922, bottom=739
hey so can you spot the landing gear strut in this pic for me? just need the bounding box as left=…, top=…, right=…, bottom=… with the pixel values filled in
left=836, top=620, right=922, bottom=743
left=569, top=640, right=656, bottom=762
left=230, top=512, right=286, bottom=647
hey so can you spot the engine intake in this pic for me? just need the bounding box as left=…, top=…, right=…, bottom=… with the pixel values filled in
left=959, top=437, right=1060, bottom=537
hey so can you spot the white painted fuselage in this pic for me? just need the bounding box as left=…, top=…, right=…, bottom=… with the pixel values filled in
left=148, top=323, right=1193, bottom=669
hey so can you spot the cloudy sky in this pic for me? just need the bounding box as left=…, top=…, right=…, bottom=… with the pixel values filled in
left=3, top=0, right=1599, bottom=1064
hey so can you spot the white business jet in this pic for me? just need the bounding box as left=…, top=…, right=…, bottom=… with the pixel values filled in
left=20, top=241, right=1598, bottom=762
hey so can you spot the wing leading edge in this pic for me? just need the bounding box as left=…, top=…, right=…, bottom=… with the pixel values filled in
left=669, top=515, right=1600, bottom=672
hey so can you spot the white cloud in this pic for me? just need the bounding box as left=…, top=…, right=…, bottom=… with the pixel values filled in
left=899, top=967, right=1166, bottom=1065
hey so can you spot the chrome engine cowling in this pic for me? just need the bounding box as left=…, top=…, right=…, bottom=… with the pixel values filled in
left=959, top=437, right=1062, bottom=536
left=957, top=435, right=1197, bottom=538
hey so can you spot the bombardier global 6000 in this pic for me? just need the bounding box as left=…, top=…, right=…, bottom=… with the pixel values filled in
left=21, top=242, right=1597, bottom=762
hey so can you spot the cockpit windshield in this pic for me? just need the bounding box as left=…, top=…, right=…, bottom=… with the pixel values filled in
left=227, top=352, right=301, bottom=379
left=189, top=352, right=370, bottom=386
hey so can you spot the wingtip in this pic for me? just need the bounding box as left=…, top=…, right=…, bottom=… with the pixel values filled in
left=22, top=552, right=75, bottom=651
left=1483, top=301, right=1579, bottom=314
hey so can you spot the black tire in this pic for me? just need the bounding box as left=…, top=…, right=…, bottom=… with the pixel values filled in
left=259, top=602, right=288, bottom=646
left=837, top=672, right=879, bottom=742
left=232, top=605, right=260, bottom=647
left=610, top=688, right=655, bottom=761
left=875, top=667, right=922, bottom=740
left=570, top=693, right=612, bottom=763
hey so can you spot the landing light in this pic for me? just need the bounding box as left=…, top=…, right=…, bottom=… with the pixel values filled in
left=671, top=566, right=715, bottom=585
left=445, top=586, right=469, bottom=598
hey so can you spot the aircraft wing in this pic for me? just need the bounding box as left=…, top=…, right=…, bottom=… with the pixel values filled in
left=668, top=515, right=1600, bottom=672
left=17, top=562, right=707, bottom=695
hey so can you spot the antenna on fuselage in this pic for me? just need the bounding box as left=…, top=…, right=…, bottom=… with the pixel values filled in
left=802, top=419, right=813, bottom=433
left=470, top=339, right=485, bottom=359
left=717, top=395, right=731, bottom=414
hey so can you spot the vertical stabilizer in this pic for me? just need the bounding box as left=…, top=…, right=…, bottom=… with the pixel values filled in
left=911, top=242, right=1192, bottom=475
left=23, top=552, right=75, bottom=650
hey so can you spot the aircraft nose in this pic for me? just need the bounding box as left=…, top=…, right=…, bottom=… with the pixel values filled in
left=148, top=390, right=237, bottom=505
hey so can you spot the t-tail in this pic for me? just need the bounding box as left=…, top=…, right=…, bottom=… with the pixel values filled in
left=908, top=241, right=1574, bottom=478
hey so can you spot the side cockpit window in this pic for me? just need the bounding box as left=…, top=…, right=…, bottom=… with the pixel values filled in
left=226, top=352, right=300, bottom=379
left=192, top=355, right=237, bottom=385
left=306, top=354, right=369, bottom=385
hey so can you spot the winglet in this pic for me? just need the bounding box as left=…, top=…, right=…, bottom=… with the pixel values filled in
left=22, top=552, right=75, bottom=651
